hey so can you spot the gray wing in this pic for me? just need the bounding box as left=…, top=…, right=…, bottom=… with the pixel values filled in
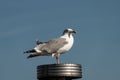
left=40, top=38, right=68, bottom=53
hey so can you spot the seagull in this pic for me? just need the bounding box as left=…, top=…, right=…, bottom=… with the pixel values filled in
left=24, top=28, right=76, bottom=64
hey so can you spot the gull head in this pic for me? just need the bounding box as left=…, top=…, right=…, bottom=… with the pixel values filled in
left=63, top=28, right=76, bottom=35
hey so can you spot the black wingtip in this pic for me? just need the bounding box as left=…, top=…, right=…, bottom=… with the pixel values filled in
left=24, top=49, right=36, bottom=54
left=27, top=54, right=40, bottom=59
left=27, top=56, right=31, bottom=59
left=27, top=54, right=33, bottom=59
left=23, top=51, right=27, bottom=54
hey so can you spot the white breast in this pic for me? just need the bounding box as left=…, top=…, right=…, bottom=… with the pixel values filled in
left=58, top=34, right=74, bottom=53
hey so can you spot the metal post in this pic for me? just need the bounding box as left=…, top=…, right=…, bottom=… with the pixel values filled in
left=37, top=64, right=82, bottom=80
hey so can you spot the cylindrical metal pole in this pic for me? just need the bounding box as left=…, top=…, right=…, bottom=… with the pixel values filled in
left=37, top=64, right=82, bottom=80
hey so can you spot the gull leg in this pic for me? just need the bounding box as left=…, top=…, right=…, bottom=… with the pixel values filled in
left=55, top=54, right=60, bottom=64
left=55, top=56, right=59, bottom=64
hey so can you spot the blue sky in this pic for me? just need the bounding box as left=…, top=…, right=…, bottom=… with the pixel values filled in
left=0, top=0, right=120, bottom=80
